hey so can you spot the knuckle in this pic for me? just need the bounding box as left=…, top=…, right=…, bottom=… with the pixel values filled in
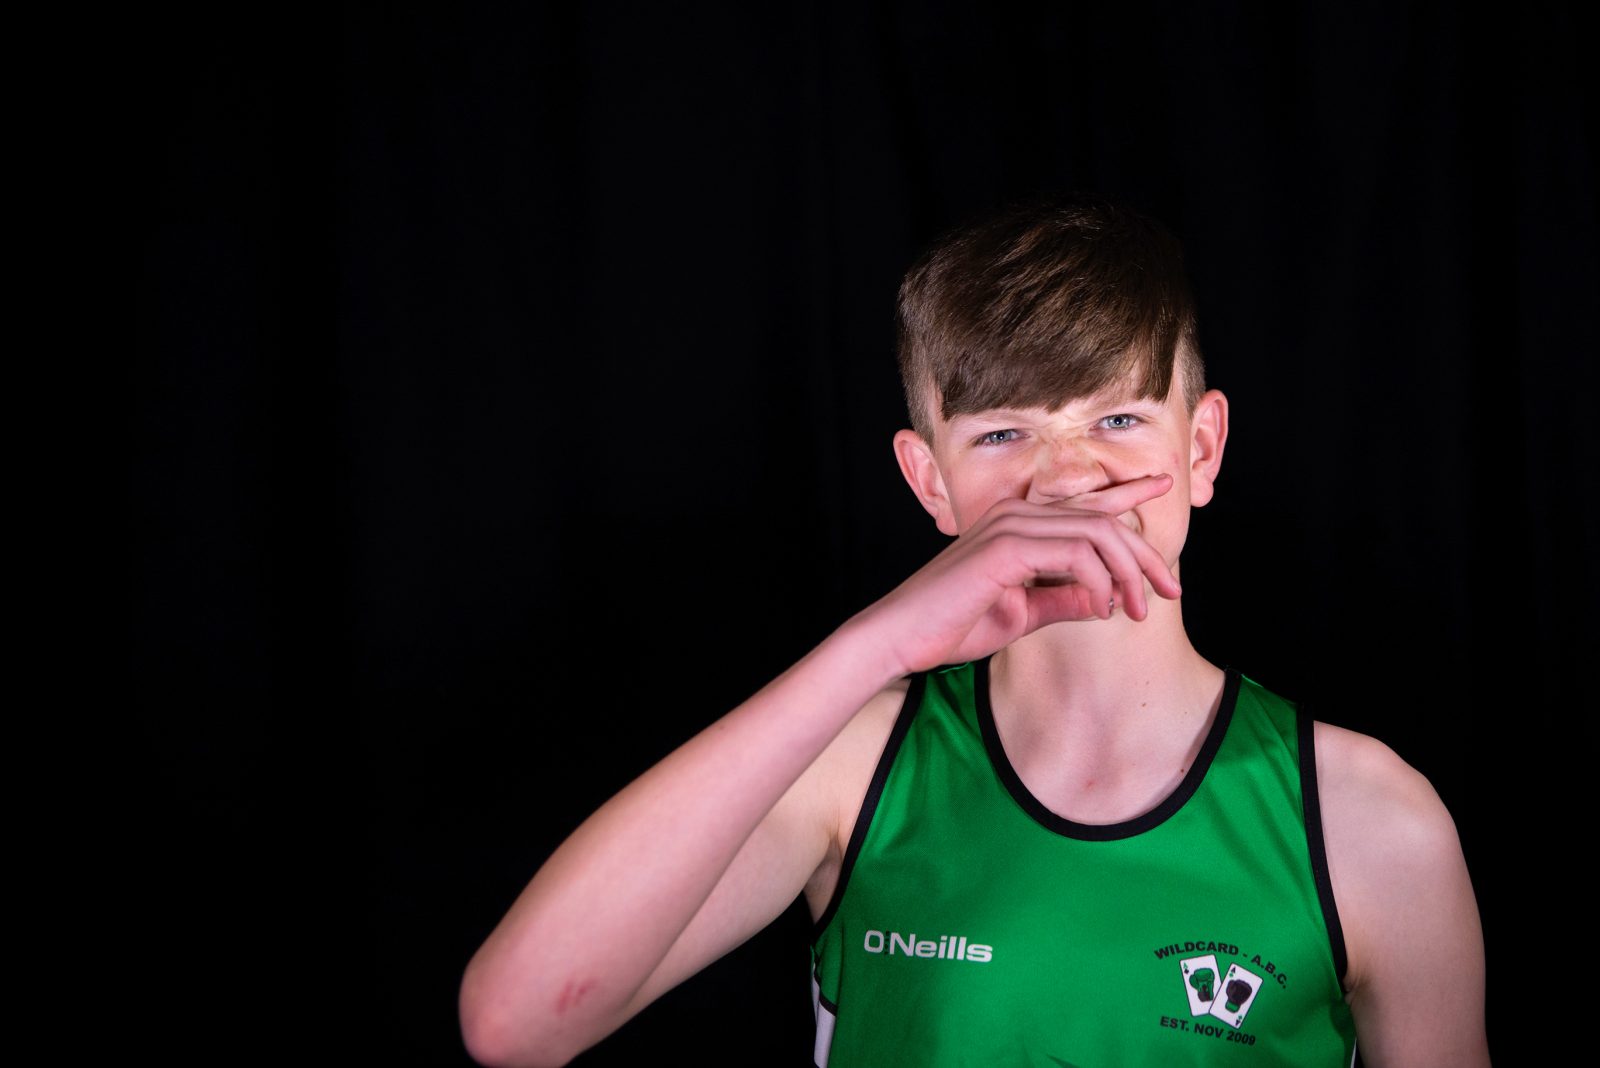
left=1082, top=513, right=1117, bottom=535
left=986, top=511, right=1027, bottom=535
left=988, top=529, right=1020, bottom=551
left=983, top=530, right=1030, bottom=559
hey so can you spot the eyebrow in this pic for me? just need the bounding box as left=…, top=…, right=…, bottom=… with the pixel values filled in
left=949, top=395, right=1159, bottom=425
left=949, top=408, right=1040, bottom=424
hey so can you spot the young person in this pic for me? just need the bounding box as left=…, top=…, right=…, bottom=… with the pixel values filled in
left=459, top=195, right=1489, bottom=1066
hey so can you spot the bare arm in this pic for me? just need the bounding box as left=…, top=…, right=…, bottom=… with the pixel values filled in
left=459, top=477, right=1183, bottom=1067
left=1317, top=722, right=1490, bottom=1067
left=459, top=627, right=899, bottom=1067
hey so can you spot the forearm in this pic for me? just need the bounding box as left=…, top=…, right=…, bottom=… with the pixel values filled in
left=459, top=613, right=901, bottom=1067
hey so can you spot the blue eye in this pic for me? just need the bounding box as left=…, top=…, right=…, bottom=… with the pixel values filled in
left=1100, top=414, right=1140, bottom=430
left=976, top=429, right=1020, bottom=446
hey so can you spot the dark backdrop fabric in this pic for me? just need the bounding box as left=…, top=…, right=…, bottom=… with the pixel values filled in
left=125, top=3, right=1593, bottom=1064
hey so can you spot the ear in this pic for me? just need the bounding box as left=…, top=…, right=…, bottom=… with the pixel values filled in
left=1188, top=389, right=1229, bottom=508
left=893, top=428, right=959, bottom=536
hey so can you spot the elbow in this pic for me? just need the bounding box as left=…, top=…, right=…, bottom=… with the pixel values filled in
left=459, top=965, right=578, bottom=1068
left=459, top=1014, right=559, bottom=1068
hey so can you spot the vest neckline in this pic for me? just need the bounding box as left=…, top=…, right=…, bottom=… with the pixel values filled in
left=973, top=655, right=1241, bottom=842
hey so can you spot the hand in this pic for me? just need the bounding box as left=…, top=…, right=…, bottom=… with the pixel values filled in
left=858, top=475, right=1183, bottom=678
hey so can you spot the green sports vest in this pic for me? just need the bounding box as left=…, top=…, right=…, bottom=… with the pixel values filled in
left=809, top=657, right=1357, bottom=1067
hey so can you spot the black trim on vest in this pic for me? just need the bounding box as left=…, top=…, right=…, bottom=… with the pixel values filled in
left=809, top=671, right=928, bottom=943
left=974, top=656, right=1241, bottom=841
left=1297, top=706, right=1351, bottom=993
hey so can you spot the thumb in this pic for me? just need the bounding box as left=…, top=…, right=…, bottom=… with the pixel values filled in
left=1022, top=582, right=1104, bottom=633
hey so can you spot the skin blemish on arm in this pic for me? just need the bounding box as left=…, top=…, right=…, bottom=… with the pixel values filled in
left=554, top=977, right=597, bottom=1016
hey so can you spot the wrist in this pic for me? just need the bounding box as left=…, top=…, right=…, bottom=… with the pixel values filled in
left=828, top=606, right=917, bottom=690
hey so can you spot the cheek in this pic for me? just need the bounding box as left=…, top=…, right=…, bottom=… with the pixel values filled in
left=951, top=476, right=1016, bottom=533
left=951, top=491, right=984, bottom=533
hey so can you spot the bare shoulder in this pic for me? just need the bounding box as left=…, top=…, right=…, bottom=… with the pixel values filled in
left=1313, top=721, right=1472, bottom=967
left=801, top=676, right=913, bottom=919
left=1314, top=722, right=1458, bottom=862
left=1313, top=722, right=1489, bottom=1066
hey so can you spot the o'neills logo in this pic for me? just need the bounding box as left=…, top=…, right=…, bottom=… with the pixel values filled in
left=862, top=929, right=993, bottom=963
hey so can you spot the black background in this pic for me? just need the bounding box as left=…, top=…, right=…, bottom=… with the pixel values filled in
left=121, top=3, right=1593, bottom=1064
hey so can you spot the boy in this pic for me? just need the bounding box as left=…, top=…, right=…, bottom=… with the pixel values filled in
left=459, top=195, right=1488, bottom=1066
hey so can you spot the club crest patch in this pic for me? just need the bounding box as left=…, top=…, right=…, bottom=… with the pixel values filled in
left=1180, top=954, right=1263, bottom=1027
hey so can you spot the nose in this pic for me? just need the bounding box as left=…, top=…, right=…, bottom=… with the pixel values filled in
left=1027, top=438, right=1107, bottom=503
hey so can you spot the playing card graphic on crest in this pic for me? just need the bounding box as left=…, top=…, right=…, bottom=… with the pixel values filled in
left=1207, top=963, right=1262, bottom=1028
left=1179, top=954, right=1221, bottom=1016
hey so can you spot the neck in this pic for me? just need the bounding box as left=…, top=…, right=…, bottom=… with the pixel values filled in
left=991, top=592, right=1218, bottom=721
left=987, top=592, right=1227, bottom=823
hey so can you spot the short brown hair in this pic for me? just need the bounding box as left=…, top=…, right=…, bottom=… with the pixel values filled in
left=896, top=193, right=1205, bottom=445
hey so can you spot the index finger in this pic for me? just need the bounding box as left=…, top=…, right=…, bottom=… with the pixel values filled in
left=1062, top=473, right=1174, bottom=516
